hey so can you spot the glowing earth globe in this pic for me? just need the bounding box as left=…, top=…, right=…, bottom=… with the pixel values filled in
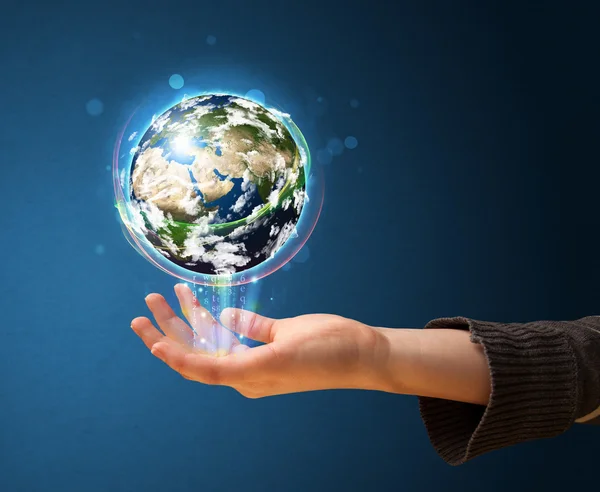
left=128, top=94, right=307, bottom=276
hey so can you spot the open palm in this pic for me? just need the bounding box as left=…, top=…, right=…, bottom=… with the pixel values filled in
left=131, top=284, right=388, bottom=398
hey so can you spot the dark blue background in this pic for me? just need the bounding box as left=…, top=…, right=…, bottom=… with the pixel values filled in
left=1, top=1, right=599, bottom=490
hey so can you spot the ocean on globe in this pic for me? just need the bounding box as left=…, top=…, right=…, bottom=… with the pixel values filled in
left=128, top=94, right=307, bottom=276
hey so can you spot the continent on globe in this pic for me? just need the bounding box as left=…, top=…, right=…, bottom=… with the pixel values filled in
left=128, top=94, right=307, bottom=276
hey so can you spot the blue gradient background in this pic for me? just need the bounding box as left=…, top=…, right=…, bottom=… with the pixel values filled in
left=1, top=1, right=599, bottom=490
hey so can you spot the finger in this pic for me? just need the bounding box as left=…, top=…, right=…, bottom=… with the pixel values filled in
left=174, top=283, right=216, bottom=332
left=150, top=341, right=227, bottom=384
left=131, top=316, right=166, bottom=350
left=174, top=284, right=240, bottom=352
left=145, top=293, right=194, bottom=345
left=220, top=308, right=278, bottom=343
left=151, top=341, right=277, bottom=384
left=173, top=284, right=222, bottom=341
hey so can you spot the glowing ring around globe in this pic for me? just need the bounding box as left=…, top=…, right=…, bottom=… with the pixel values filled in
left=113, top=92, right=323, bottom=287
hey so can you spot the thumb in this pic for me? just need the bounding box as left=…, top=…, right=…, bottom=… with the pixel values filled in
left=220, top=308, right=277, bottom=343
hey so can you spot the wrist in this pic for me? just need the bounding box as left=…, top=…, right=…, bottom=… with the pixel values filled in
left=357, top=326, right=423, bottom=394
left=372, top=327, right=424, bottom=394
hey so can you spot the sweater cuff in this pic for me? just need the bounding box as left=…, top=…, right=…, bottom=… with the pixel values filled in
left=418, top=317, right=578, bottom=466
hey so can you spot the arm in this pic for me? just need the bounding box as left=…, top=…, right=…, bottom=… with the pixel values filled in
left=375, top=327, right=491, bottom=405
left=131, top=285, right=491, bottom=402
left=131, top=285, right=600, bottom=465
left=413, top=315, right=600, bottom=465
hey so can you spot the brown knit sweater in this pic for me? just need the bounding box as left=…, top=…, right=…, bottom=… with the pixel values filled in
left=419, top=316, right=600, bottom=465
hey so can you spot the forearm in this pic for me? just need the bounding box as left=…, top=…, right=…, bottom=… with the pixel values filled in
left=372, top=327, right=491, bottom=405
left=401, top=316, right=599, bottom=465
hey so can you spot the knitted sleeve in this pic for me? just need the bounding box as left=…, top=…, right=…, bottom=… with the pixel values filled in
left=418, top=316, right=600, bottom=465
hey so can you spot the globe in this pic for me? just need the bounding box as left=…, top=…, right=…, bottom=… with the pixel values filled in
left=128, top=94, right=307, bottom=276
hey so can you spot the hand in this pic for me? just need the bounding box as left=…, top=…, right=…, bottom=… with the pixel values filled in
left=131, top=284, right=392, bottom=398
left=131, top=284, right=491, bottom=404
